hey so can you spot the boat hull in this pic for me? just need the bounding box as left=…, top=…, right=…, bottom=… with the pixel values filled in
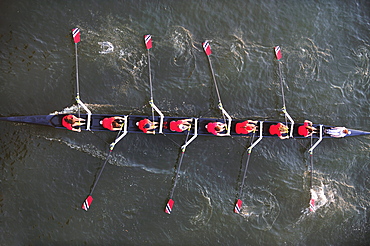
left=1, top=114, right=369, bottom=138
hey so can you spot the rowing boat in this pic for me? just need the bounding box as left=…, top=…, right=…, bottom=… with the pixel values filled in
left=1, top=113, right=369, bottom=138
left=2, top=28, right=369, bottom=214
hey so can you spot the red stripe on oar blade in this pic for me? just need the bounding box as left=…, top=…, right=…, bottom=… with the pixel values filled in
left=274, top=46, right=282, bottom=60
left=144, top=34, right=152, bottom=49
left=82, top=195, right=93, bottom=211
left=202, top=41, right=212, bottom=56
left=309, top=198, right=316, bottom=212
left=234, top=199, right=242, bottom=214
left=72, top=28, right=81, bottom=43
left=165, top=199, right=174, bottom=214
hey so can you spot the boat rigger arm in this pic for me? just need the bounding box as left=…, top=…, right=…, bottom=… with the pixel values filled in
left=76, top=97, right=91, bottom=131
left=149, top=100, right=164, bottom=134
left=110, top=116, right=128, bottom=150
left=218, top=103, right=232, bottom=136
left=308, top=125, right=323, bottom=154
left=282, top=107, right=294, bottom=138
left=248, top=121, right=264, bottom=152
left=181, top=118, right=198, bottom=151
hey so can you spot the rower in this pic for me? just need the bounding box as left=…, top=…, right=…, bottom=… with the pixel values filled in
left=205, top=122, right=228, bottom=136
left=62, top=114, right=85, bottom=132
left=324, top=127, right=351, bottom=138
left=100, top=116, right=125, bottom=131
left=298, top=120, right=317, bottom=137
left=235, top=120, right=258, bottom=134
left=136, top=118, right=158, bottom=134
left=269, top=122, right=289, bottom=139
left=169, top=119, right=192, bottom=132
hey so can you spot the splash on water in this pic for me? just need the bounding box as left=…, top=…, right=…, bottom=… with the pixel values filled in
left=98, top=41, right=114, bottom=54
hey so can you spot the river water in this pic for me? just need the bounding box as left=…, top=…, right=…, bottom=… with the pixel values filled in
left=1, top=0, right=369, bottom=245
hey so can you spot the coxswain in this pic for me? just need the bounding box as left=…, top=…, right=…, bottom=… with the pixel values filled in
left=235, top=120, right=258, bottom=134
left=136, top=118, right=158, bottom=134
left=206, top=122, right=228, bottom=136
left=298, top=120, right=317, bottom=137
left=100, top=116, right=125, bottom=131
left=169, top=119, right=192, bottom=132
left=269, top=122, right=289, bottom=139
left=62, top=114, right=86, bottom=132
left=324, top=127, right=351, bottom=138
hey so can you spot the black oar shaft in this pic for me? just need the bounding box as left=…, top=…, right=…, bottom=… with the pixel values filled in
left=90, top=150, right=112, bottom=195
left=169, top=131, right=191, bottom=199
left=238, top=151, right=252, bottom=197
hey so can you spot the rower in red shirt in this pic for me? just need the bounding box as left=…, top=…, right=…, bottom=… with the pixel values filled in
left=206, top=122, right=228, bottom=136
left=100, top=116, right=125, bottom=131
left=62, top=114, right=86, bottom=132
left=235, top=120, right=258, bottom=134
left=298, top=120, right=317, bottom=137
left=269, top=122, right=289, bottom=139
left=169, top=119, right=192, bottom=132
left=136, top=118, right=158, bottom=134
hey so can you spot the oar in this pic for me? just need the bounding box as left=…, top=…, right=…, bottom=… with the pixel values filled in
left=309, top=135, right=316, bottom=212
left=72, top=28, right=81, bottom=119
left=274, top=46, right=294, bottom=138
left=144, top=34, right=155, bottom=122
left=202, top=41, right=231, bottom=134
left=234, top=131, right=256, bottom=214
left=202, top=41, right=225, bottom=120
left=81, top=124, right=125, bottom=211
left=165, top=129, right=191, bottom=214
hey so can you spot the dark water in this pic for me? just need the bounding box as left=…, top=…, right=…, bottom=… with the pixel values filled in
left=1, top=0, right=369, bottom=245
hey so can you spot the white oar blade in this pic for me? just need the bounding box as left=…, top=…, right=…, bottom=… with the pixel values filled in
left=72, top=28, right=81, bottom=44
left=165, top=199, right=174, bottom=214
left=274, top=46, right=282, bottom=60
left=202, top=40, right=212, bottom=56
left=234, top=199, right=242, bottom=214
left=144, top=34, right=152, bottom=49
left=82, top=195, right=93, bottom=211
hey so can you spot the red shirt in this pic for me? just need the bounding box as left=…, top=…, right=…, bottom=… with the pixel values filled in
left=298, top=122, right=309, bottom=137
left=269, top=123, right=284, bottom=136
left=138, top=119, right=151, bottom=133
left=102, top=117, right=115, bottom=131
left=62, top=115, right=75, bottom=130
left=235, top=121, right=254, bottom=134
left=170, top=120, right=185, bottom=132
left=206, top=122, right=221, bottom=135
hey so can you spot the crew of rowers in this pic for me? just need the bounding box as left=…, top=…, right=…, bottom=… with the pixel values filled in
left=62, top=114, right=352, bottom=138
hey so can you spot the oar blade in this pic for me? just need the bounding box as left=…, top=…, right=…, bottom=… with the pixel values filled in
left=234, top=199, right=242, bottom=214
left=144, top=34, right=152, bottom=49
left=202, top=40, right=212, bottom=56
left=81, top=195, right=93, bottom=211
left=309, top=198, right=316, bottom=212
left=274, top=46, right=282, bottom=60
left=165, top=199, right=174, bottom=214
left=72, top=28, right=81, bottom=44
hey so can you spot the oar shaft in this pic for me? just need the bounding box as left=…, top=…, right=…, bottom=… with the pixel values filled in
left=207, top=56, right=222, bottom=105
left=75, top=43, right=80, bottom=98
left=90, top=150, right=112, bottom=195
left=238, top=151, right=252, bottom=196
left=169, top=149, right=186, bottom=198
left=277, top=62, right=286, bottom=109
left=169, top=131, right=191, bottom=198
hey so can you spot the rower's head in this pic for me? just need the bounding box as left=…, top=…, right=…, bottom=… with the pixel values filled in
left=112, top=120, right=122, bottom=128
left=64, top=117, right=74, bottom=124
left=144, top=123, right=151, bottom=129
left=279, top=125, right=289, bottom=133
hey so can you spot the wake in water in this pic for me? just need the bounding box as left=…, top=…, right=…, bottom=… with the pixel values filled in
left=238, top=188, right=280, bottom=231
